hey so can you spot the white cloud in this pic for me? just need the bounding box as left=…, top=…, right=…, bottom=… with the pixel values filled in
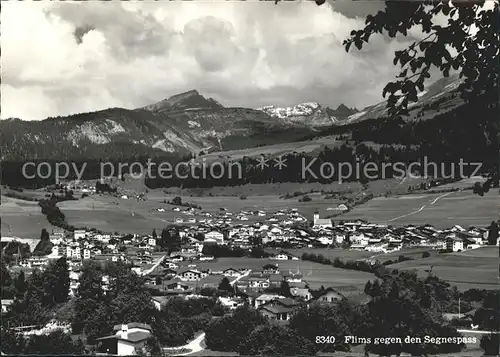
left=1, top=1, right=404, bottom=121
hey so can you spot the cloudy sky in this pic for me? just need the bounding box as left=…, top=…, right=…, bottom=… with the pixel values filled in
left=1, top=0, right=422, bottom=121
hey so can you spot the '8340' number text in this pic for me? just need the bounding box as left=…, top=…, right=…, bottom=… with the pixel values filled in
left=315, top=336, right=336, bottom=344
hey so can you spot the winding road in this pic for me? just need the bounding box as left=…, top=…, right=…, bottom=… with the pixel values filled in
left=141, top=254, right=166, bottom=276
left=167, top=332, right=206, bottom=356
left=230, top=269, right=251, bottom=286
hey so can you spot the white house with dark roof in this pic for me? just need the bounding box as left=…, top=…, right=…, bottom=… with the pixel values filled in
left=317, top=289, right=344, bottom=303
left=254, top=293, right=285, bottom=308
left=290, top=287, right=312, bottom=301
left=258, top=297, right=301, bottom=321
left=446, top=236, right=464, bottom=252
left=177, top=269, right=207, bottom=281
left=204, top=231, right=224, bottom=244
left=151, top=296, right=169, bottom=310
left=73, top=229, right=86, bottom=240
left=96, top=323, right=152, bottom=356
left=1, top=299, right=14, bottom=313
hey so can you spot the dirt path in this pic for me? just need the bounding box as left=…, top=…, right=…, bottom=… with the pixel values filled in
left=166, top=332, right=206, bottom=356
left=387, top=191, right=453, bottom=223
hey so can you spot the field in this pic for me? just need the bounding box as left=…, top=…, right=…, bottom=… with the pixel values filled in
left=57, top=191, right=344, bottom=234
left=277, top=247, right=439, bottom=263
left=372, top=247, right=438, bottom=261
left=56, top=173, right=431, bottom=235
left=335, top=190, right=498, bottom=228
left=177, top=257, right=375, bottom=291
left=1, top=187, right=50, bottom=200
left=166, top=177, right=426, bottom=198
left=57, top=194, right=175, bottom=234
left=390, top=246, right=499, bottom=291
left=111, top=168, right=424, bottom=198
left=426, top=176, right=486, bottom=192
left=273, top=248, right=374, bottom=261
left=0, top=195, right=51, bottom=244
left=197, top=135, right=340, bottom=162
left=265, top=246, right=496, bottom=291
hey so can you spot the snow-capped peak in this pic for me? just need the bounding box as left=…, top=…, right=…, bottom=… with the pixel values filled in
left=258, top=102, right=321, bottom=119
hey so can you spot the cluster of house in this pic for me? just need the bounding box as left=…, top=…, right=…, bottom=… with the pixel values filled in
left=142, top=258, right=350, bottom=323
left=146, top=210, right=328, bottom=249
left=147, top=261, right=344, bottom=316
left=105, top=261, right=344, bottom=355
left=5, top=206, right=495, bottom=356
left=64, top=182, right=96, bottom=193
left=142, top=259, right=307, bottom=295
left=167, top=211, right=495, bottom=254
left=170, top=207, right=307, bottom=228
left=252, top=290, right=344, bottom=321
left=18, top=228, right=140, bottom=271
left=9, top=209, right=495, bottom=301
left=93, top=282, right=345, bottom=356
left=327, top=221, right=494, bottom=253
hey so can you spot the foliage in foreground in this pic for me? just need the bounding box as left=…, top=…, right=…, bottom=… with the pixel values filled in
left=206, top=271, right=469, bottom=356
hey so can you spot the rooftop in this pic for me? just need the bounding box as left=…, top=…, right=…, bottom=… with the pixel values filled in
left=112, top=322, right=152, bottom=332
left=97, top=331, right=151, bottom=343
left=259, top=304, right=294, bottom=315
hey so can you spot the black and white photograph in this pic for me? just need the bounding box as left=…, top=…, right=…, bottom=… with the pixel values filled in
left=0, top=0, right=499, bottom=356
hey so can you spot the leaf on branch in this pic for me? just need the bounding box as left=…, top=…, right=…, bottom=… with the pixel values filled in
left=443, top=49, right=452, bottom=63
left=416, top=81, right=424, bottom=92
left=422, top=17, right=432, bottom=33
left=345, top=42, right=352, bottom=53
left=383, top=82, right=399, bottom=98
left=400, top=52, right=412, bottom=67
left=387, top=94, right=399, bottom=107
left=393, top=51, right=402, bottom=66
left=407, top=86, right=418, bottom=103
left=442, top=4, right=451, bottom=16
left=419, top=41, right=431, bottom=51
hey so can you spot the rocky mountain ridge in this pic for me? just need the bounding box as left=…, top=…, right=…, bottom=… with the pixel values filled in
left=0, top=75, right=463, bottom=161
left=0, top=90, right=314, bottom=160
left=259, top=102, right=358, bottom=127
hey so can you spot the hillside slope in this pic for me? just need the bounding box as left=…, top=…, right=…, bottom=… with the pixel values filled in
left=344, top=74, right=462, bottom=124
left=0, top=90, right=315, bottom=160
left=0, top=75, right=464, bottom=161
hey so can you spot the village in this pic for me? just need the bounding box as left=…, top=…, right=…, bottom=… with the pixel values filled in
left=3, top=199, right=494, bottom=298
left=2, top=181, right=498, bottom=356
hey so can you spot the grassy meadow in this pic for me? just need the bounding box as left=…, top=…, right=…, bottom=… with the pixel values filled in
left=0, top=195, right=51, bottom=241
left=335, top=190, right=498, bottom=228
left=390, top=246, right=499, bottom=291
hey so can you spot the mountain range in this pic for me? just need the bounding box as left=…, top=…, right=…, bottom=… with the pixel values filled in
left=258, top=102, right=358, bottom=126
left=0, top=75, right=461, bottom=161
left=0, top=91, right=315, bottom=160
